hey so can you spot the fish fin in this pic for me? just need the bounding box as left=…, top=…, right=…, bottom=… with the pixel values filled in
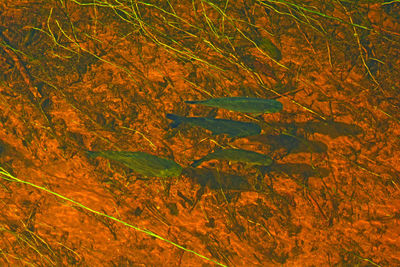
left=185, top=100, right=198, bottom=104
left=166, top=113, right=184, bottom=128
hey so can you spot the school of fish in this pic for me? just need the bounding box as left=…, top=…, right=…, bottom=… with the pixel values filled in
left=90, top=97, right=282, bottom=179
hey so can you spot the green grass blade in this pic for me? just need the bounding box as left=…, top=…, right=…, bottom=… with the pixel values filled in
left=0, top=167, right=226, bottom=267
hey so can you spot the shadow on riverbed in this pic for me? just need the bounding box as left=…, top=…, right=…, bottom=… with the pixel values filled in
left=258, top=163, right=330, bottom=179
left=182, top=167, right=252, bottom=191
left=248, top=134, right=328, bottom=154
left=269, top=120, right=363, bottom=138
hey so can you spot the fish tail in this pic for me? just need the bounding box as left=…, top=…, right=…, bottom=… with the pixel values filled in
left=185, top=100, right=198, bottom=104
left=191, top=159, right=202, bottom=167
left=166, top=113, right=184, bottom=128
left=86, top=150, right=99, bottom=158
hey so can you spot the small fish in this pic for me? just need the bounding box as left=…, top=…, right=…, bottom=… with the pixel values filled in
left=191, top=148, right=272, bottom=167
left=255, top=37, right=282, bottom=61
left=185, top=97, right=282, bottom=114
left=87, top=151, right=182, bottom=178
left=166, top=114, right=261, bottom=137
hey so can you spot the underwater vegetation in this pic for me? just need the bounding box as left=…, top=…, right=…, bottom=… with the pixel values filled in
left=166, top=113, right=261, bottom=137
left=2, top=1, right=398, bottom=265
left=191, top=148, right=272, bottom=167
left=87, top=151, right=182, bottom=178
left=185, top=97, right=283, bottom=114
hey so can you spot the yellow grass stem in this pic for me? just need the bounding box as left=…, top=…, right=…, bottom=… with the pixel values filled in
left=0, top=167, right=227, bottom=267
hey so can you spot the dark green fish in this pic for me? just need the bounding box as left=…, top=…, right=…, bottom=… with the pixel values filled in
left=87, top=151, right=182, bottom=178
left=191, top=148, right=272, bottom=167
left=166, top=114, right=261, bottom=137
left=255, top=37, right=282, bottom=61
left=185, top=97, right=282, bottom=114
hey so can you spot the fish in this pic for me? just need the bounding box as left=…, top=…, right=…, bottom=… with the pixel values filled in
left=87, top=151, right=182, bottom=178
left=191, top=148, right=272, bottom=167
left=166, top=114, right=261, bottom=137
left=255, top=37, right=282, bottom=61
left=185, top=97, right=282, bottom=114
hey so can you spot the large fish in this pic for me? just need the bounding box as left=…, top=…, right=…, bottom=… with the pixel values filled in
left=185, top=97, right=282, bottom=114
left=166, top=114, right=261, bottom=137
left=87, top=151, right=182, bottom=178
left=191, top=148, right=272, bottom=167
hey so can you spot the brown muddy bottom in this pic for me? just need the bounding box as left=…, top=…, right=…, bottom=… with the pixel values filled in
left=0, top=1, right=400, bottom=266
